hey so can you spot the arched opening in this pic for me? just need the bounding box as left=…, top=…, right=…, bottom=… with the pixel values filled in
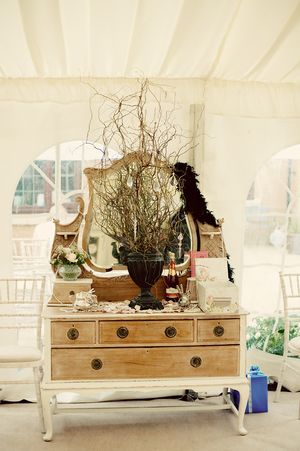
left=243, top=145, right=300, bottom=384
left=11, top=141, right=110, bottom=279
left=242, top=144, right=300, bottom=316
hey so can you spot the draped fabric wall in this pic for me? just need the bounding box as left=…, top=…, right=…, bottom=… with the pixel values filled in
left=1, top=78, right=300, bottom=283
left=202, top=81, right=300, bottom=282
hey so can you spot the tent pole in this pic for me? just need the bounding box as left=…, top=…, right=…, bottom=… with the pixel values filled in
left=55, top=145, right=61, bottom=219
left=190, top=103, right=205, bottom=188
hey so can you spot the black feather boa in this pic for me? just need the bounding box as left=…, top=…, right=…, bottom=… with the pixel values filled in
left=173, top=162, right=219, bottom=227
left=173, top=162, right=234, bottom=283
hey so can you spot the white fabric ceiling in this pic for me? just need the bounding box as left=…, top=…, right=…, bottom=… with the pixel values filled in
left=1, top=0, right=300, bottom=83
left=1, top=0, right=300, bottom=284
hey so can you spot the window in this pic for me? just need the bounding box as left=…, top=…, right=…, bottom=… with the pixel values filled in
left=13, top=161, right=54, bottom=213
left=13, top=159, right=84, bottom=214
left=12, top=141, right=116, bottom=247
left=61, top=161, right=77, bottom=193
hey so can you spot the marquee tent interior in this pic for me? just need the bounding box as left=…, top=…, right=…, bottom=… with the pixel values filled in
left=1, top=0, right=300, bottom=281
left=1, top=0, right=300, bottom=447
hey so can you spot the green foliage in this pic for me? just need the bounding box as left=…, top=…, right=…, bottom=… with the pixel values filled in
left=247, top=316, right=300, bottom=356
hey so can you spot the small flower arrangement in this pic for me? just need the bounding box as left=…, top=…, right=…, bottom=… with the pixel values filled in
left=51, top=244, right=88, bottom=266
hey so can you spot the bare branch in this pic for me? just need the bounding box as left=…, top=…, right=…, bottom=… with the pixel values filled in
left=86, top=79, right=192, bottom=255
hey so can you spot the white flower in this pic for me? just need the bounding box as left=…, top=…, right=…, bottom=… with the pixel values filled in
left=66, top=252, right=77, bottom=263
left=63, top=247, right=71, bottom=254
left=255, top=332, right=261, bottom=339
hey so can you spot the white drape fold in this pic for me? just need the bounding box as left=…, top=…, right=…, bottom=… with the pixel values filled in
left=1, top=78, right=300, bottom=119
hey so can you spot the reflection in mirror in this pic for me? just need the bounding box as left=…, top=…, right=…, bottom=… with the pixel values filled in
left=166, top=208, right=191, bottom=264
left=84, top=147, right=123, bottom=269
left=88, top=224, right=119, bottom=268
left=88, top=209, right=191, bottom=268
left=88, top=192, right=188, bottom=268
left=83, top=153, right=192, bottom=271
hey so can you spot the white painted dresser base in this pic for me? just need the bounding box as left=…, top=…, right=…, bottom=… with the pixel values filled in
left=41, top=307, right=249, bottom=441
left=41, top=377, right=249, bottom=441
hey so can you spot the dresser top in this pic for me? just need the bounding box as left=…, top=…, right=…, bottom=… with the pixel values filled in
left=43, top=305, right=248, bottom=320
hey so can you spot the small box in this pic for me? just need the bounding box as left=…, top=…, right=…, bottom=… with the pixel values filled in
left=189, top=251, right=208, bottom=277
left=197, top=280, right=238, bottom=312
left=194, top=257, right=228, bottom=281
left=49, top=278, right=93, bottom=304
left=231, top=365, right=268, bottom=413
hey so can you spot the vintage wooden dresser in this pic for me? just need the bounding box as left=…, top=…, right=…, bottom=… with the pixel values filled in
left=41, top=304, right=249, bottom=441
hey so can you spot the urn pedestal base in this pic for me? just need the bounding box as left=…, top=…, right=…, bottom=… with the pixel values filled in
left=129, top=289, right=164, bottom=310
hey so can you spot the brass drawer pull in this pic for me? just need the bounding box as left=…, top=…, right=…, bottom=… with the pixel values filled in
left=165, top=326, right=177, bottom=338
left=117, top=326, right=129, bottom=339
left=190, top=356, right=202, bottom=368
left=67, top=327, right=79, bottom=341
left=213, top=325, right=225, bottom=337
left=91, top=358, right=103, bottom=370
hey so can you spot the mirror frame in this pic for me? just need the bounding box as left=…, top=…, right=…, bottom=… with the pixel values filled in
left=81, top=152, right=193, bottom=273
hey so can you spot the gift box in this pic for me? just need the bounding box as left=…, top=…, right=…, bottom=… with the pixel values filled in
left=194, top=257, right=228, bottom=281
left=231, top=365, right=268, bottom=413
left=189, top=251, right=208, bottom=277
left=197, top=280, right=239, bottom=312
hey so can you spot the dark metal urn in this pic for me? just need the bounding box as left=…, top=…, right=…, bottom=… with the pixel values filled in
left=127, top=252, right=164, bottom=310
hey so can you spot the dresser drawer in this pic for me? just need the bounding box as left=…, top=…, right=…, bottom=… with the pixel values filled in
left=51, top=345, right=239, bottom=380
left=198, top=319, right=240, bottom=344
left=51, top=321, right=96, bottom=345
left=99, top=320, right=193, bottom=344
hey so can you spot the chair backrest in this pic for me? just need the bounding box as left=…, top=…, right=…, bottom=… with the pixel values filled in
left=280, top=273, right=300, bottom=334
left=0, top=277, right=46, bottom=350
left=22, top=240, right=49, bottom=258
left=280, top=273, right=300, bottom=305
left=12, top=238, right=51, bottom=277
left=12, top=238, right=49, bottom=257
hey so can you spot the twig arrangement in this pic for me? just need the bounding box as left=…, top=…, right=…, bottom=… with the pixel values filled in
left=87, top=79, right=192, bottom=256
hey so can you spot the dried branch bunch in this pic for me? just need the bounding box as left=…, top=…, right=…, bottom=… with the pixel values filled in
left=87, top=79, right=190, bottom=255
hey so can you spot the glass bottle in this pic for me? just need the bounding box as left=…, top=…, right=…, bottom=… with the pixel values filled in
left=164, top=252, right=179, bottom=301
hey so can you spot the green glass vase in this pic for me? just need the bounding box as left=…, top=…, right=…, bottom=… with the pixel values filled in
left=58, top=264, right=81, bottom=281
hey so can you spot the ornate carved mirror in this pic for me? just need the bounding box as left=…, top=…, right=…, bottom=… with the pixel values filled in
left=49, top=154, right=229, bottom=302
left=50, top=80, right=231, bottom=302
left=81, top=151, right=193, bottom=274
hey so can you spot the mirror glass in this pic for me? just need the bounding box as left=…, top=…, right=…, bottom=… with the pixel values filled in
left=83, top=155, right=192, bottom=270
left=88, top=168, right=122, bottom=268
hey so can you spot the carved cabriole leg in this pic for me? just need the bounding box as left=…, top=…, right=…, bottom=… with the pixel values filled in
left=41, top=390, right=54, bottom=442
left=232, top=383, right=249, bottom=436
left=33, top=366, right=46, bottom=434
